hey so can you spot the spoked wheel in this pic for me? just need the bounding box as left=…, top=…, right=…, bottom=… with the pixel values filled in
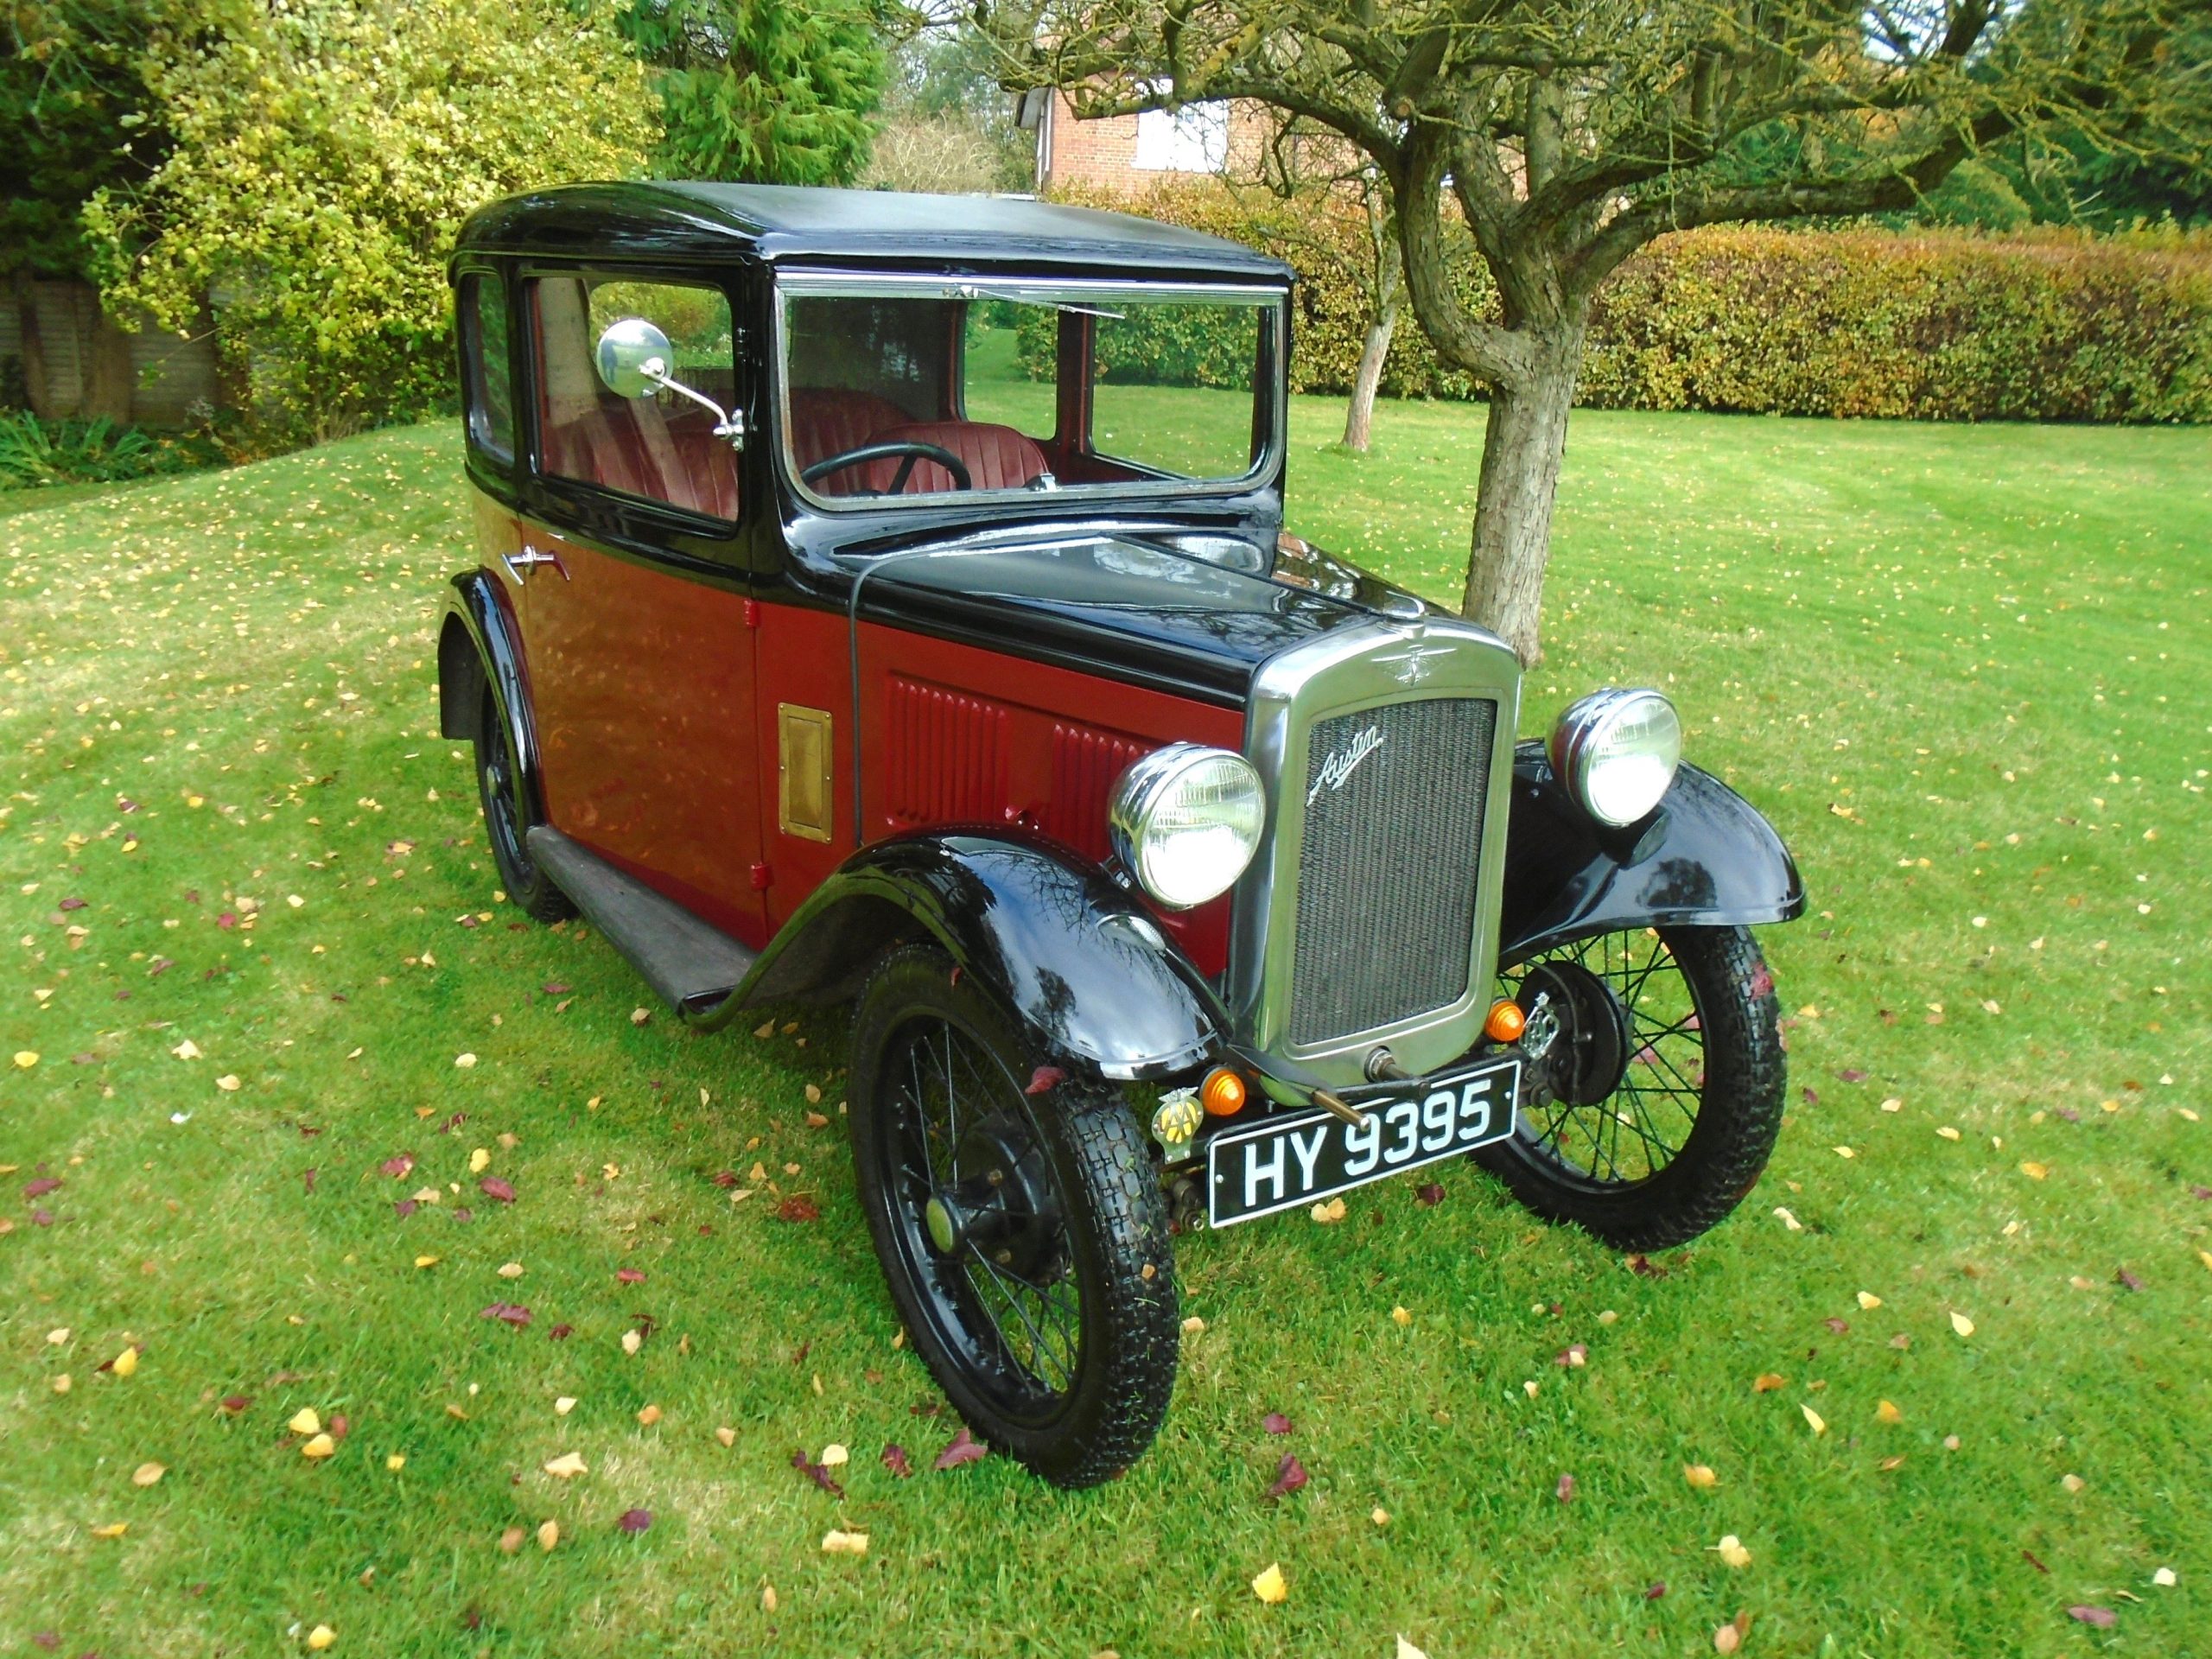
left=1478, top=925, right=1783, bottom=1251
left=473, top=688, right=572, bottom=924
left=849, top=945, right=1179, bottom=1487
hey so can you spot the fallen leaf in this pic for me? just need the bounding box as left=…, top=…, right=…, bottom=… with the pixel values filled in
left=479, top=1177, right=516, bottom=1204
left=1877, top=1399, right=1904, bottom=1425
left=1396, top=1639, right=1429, bottom=1659
left=307, top=1624, right=335, bottom=1650
left=1555, top=1471, right=1577, bottom=1503
left=637, top=1404, right=662, bottom=1427
left=1685, top=1464, right=1719, bottom=1490
left=131, top=1461, right=165, bottom=1487
left=821, top=1529, right=869, bottom=1556
left=543, top=1452, right=588, bottom=1478
left=289, top=1408, right=321, bottom=1436
left=1643, top=1582, right=1668, bottom=1600
left=480, top=1303, right=531, bottom=1327
left=775, top=1195, right=821, bottom=1223
left=1026, top=1065, right=1065, bottom=1096
left=498, top=1262, right=524, bottom=1280
left=2019, top=1160, right=2049, bottom=1180
left=386, top=1454, right=405, bottom=1471
left=1713, top=1535, right=1752, bottom=1568
left=111, top=1345, right=139, bottom=1378
left=1262, top=1412, right=1294, bottom=1435
left=1265, top=1453, right=1309, bottom=1501
left=715, top=1426, right=736, bottom=1447
left=791, top=1448, right=844, bottom=1497
left=882, top=1443, right=912, bottom=1478
left=555, top=1396, right=577, bottom=1416
left=1394, top=1306, right=1414, bottom=1327
left=537, top=1519, right=558, bottom=1551
left=761, top=1584, right=779, bottom=1611
left=1250, top=1562, right=1288, bottom=1605
left=1310, top=1196, right=1347, bottom=1224
left=621, top=1330, right=643, bottom=1356
left=2062, top=1472, right=2086, bottom=1493
left=1753, top=1373, right=1785, bottom=1393
left=215, top=1074, right=240, bottom=1091
left=1802, top=1404, right=1827, bottom=1436
left=499, top=1526, right=526, bottom=1554
left=2067, top=1606, right=2116, bottom=1628
left=1856, top=1291, right=1884, bottom=1310
left=301, top=1433, right=335, bottom=1459
left=2153, top=1567, right=2177, bottom=1587
left=934, top=1427, right=988, bottom=1470
left=1950, top=1311, right=1975, bottom=1338
left=90, top=1522, right=127, bottom=1540
left=617, top=1509, right=652, bottom=1535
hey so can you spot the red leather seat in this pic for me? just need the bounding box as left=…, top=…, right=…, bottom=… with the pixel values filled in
left=855, top=420, right=1051, bottom=495
left=788, top=386, right=911, bottom=474
left=543, top=401, right=740, bottom=521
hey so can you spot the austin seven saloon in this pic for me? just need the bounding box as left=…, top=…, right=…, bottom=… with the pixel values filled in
left=438, top=183, right=1804, bottom=1486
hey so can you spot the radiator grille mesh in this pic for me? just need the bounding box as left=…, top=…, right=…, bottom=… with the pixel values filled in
left=1288, top=696, right=1496, bottom=1046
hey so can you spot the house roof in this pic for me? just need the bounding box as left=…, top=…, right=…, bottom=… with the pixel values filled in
left=455, top=182, right=1292, bottom=281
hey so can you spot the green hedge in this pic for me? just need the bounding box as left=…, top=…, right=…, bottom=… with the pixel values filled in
left=1040, top=183, right=2212, bottom=423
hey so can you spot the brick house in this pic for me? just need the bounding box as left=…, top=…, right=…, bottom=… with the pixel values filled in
left=1027, top=91, right=1279, bottom=194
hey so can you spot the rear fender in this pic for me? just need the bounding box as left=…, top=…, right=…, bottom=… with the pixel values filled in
left=1498, top=742, right=1804, bottom=965
left=734, top=834, right=1226, bottom=1083
left=437, top=569, right=543, bottom=823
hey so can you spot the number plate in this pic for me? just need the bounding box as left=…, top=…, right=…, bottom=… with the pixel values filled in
left=1205, top=1057, right=1520, bottom=1229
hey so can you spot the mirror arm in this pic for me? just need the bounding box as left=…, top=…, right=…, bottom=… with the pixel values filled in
left=643, top=361, right=747, bottom=447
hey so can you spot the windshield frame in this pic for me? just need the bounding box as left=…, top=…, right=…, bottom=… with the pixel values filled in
left=772, top=269, right=1288, bottom=517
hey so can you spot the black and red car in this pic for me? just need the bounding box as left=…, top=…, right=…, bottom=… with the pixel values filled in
left=439, top=183, right=1803, bottom=1486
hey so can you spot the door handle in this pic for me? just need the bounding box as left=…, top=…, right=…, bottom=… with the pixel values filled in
left=501, top=547, right=567, bottom=584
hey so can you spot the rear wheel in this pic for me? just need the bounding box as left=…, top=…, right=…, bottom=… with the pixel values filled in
left=849, top=945, right=1179, bottom=1488
left=473, top=688, right=572, bottom=924
left=1478, top=925, right=1783, bottom=1251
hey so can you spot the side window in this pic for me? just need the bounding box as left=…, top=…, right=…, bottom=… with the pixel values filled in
left=1090, top=302, right=1264, bottom=479
left=962, top=298, right=1054, bottom=437
left=459, top=273, right=514, bottom=464
left=528, top=274, right=741, bottom=524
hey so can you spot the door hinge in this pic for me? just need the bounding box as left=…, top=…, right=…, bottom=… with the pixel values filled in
left=749, top=861, right=772, bottom=891
left=742, top=598, right=762, bottom=628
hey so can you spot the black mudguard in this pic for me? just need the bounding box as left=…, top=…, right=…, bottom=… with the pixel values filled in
left=731, top=834, right=1226, bottom=1083
left=1498, top=741, right=1804, bottom=965
left=436, top=570, right=543, bottom=822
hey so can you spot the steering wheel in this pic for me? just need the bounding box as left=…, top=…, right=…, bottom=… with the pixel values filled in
left=802, top=441, right=972, bottom=495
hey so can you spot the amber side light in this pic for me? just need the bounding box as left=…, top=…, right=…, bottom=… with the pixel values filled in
left=1200, top=1067, right=1248, bottom=1116
left=1484, top=1000, right=1528, bottom=1043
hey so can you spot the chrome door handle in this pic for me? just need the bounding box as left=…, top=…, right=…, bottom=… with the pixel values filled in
left=501, top=547, right=565, bottom=583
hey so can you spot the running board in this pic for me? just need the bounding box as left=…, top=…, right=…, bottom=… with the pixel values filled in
left=525, top=826, right=756, bottom=1015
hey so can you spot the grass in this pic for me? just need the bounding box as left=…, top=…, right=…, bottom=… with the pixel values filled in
left=3, top=392, right=2209, bottom=1658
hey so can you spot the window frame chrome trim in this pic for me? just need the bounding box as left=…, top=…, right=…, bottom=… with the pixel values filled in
left=1226, top=617, right=1523, bottom=1091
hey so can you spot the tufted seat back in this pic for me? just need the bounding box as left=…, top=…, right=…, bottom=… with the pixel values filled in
left=851, top=420, right=1051, bottom=495
left=788, top=386, right=912, bottom=475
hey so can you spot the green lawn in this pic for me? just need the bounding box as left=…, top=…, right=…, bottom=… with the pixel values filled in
left=3, top=397, right=2208, bottom=1658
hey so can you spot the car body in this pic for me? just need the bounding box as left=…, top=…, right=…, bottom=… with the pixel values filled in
left=439, top=183, right=1804, bottom=1483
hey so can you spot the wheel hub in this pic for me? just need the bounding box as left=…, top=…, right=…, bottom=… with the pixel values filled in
left=925, top=1112, right=1064, bottom=1280
left=1517, top=960, right=1634, bottom=1107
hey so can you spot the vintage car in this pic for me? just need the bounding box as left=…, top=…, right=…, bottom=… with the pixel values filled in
left=438, top=183, right=1802, bottom=1486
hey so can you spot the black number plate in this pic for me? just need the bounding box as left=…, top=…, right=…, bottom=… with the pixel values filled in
left=1205, top=1057, right=1520, bottom=1229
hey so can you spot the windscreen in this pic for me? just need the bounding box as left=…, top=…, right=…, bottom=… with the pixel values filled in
left=779, top=279, right=1280, bottom=505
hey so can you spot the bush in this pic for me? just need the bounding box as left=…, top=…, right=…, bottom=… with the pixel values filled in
left=0, top=410, right=224, bottom=489
left=1046, top=182, right=2212, bottom=423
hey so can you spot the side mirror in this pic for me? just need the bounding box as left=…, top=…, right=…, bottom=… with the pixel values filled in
left=594, top=317, right=674, bottom=399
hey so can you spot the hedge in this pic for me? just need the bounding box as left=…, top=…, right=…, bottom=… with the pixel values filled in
left=1038, top=182, right=2212, bottom=423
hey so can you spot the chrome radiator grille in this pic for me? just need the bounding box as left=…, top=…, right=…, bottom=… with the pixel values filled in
left=1288, top=696, right=1497, bottom=1046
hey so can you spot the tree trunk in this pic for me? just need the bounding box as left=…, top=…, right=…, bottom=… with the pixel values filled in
left=14, top=271, right=53, bottom=419
left=1340, top=293, right=1399, bottom=453
left=1461, top=326, right=1584, bottom=665
left=86, top=304, right=135, bottom=424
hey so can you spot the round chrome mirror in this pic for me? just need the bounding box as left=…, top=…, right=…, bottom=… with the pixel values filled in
left=594, top=317, right=672, bottom=399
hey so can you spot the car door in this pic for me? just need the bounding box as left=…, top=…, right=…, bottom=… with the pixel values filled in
left=513, top=269, right=767, bottom=948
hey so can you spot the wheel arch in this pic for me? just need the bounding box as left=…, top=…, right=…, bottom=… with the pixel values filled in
left=734, top=834, right=1226, bottom=1083
left=438, top=569, right=544, bottom=824
left=1499, top=742, right=1805, bottom=967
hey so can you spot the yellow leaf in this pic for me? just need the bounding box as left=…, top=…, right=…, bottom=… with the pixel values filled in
left=1713, top=1535, right=1752, bottom=1568
left=215, top=1074, right=241, bottom=1091
left=497, top=1262, right=524, bottom=1280
left=1877, top=1399, right=1904, bottom=1425
left=53, top=1374, right=71, bottom=1394
left=131, top=1461, right=166, bottom=1487
left=385, top=1453, right=405, bottom=1471
left=1251, top=1562, right=1288, bottom=1604
left=1753, top=1373, right=1785, bottom=1393
left=818, top=1442, right=849, bottom=1467
left=46, top=1327, right=69, bottom=1345
left=1833, top=1145, right=1854, bottom=1159
left=1396, top=1638, right=1429, bottom=1659
left=716, top=1426, right=737, bottom=1447
left=2062, top=1472, right=2086, bottom=1493
left=543, top=1452, right=588, bottom=1478
left=1371, top=1507, right=1391, bottom=1526
left=289, top=1408, right=321, bottom=1436
left=454, top=1053, right=477, bottom=1068
left=414, top=1255, right=439, bottom=1270
left=637, top=1404, right=663, bottom=1427
left=13, top=1051, right=39, bottom=1069
left=469, top=1147, right=491, bottom=1173
left=761, top=1584, right=779, bottom=1612
left=111, top=1345, right=139, bottom=1377
left=1950, top=1310, right=1975, bottom=1338
left=1684, top=1463, right=1719, bottom=1490
left=1856, top=1291, right=1883, bottom=1310
left=1181, top=1315, right=1206, bottom=1335
left=301, top=1433, right=335, bottom=1459
left=1802, top=1404, right=1827, bottom=1435
left=554, top=1396, right=577, bottom=1416
left=2199, top=1250, right=2212, bottom=1273
left=1392, top=1306, right=1413, bottom=1326
left=91, top=1522, right=128, bottom=1540
left=821, top=1529, right=869, bottom=1556
left=1936, top=1126, right=1961, bottom=1141
left=307, top=1624, right=336, bottom=1650
left=620, top=1329, right=643, bottom=1356
left=537, top=1519, right=559, bottom=1551
left=1310, top=1197, right=1347, bottom=1224
left=2019, top=1160, right=2049, bottom=1180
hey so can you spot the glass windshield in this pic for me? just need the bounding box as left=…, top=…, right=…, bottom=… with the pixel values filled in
left=779, top=278, right=1280, bottom=506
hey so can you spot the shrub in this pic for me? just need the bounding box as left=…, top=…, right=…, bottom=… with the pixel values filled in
left=1047, top=182, right=2212, bottom=423
left=0, top=410, right=223, bottom=489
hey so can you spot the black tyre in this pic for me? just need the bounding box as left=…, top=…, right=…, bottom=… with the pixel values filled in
left=1478, top=925, right=1783, bottom=1251
left=473, top=689, right=573, bottom=925
left=849, top=944, right=1179, bottom=1488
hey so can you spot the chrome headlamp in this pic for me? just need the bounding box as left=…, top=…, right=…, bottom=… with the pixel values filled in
left=1549, top=689, right=1681, bottom=828
left=1108, top=743, right=1266, bottom=909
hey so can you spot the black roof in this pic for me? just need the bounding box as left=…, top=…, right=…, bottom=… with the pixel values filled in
left=455, top=182, right=1293, bottom=282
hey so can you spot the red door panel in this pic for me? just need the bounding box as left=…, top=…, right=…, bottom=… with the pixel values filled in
left=517, top=517, right=767, bottom=948
left=753, top=601, right=1242, bottom=976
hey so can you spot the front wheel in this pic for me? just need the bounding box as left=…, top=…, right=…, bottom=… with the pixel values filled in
left=1478, top=925, right=1784, bottom=1251
left=849, top=945, right=1179, bottom=1488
